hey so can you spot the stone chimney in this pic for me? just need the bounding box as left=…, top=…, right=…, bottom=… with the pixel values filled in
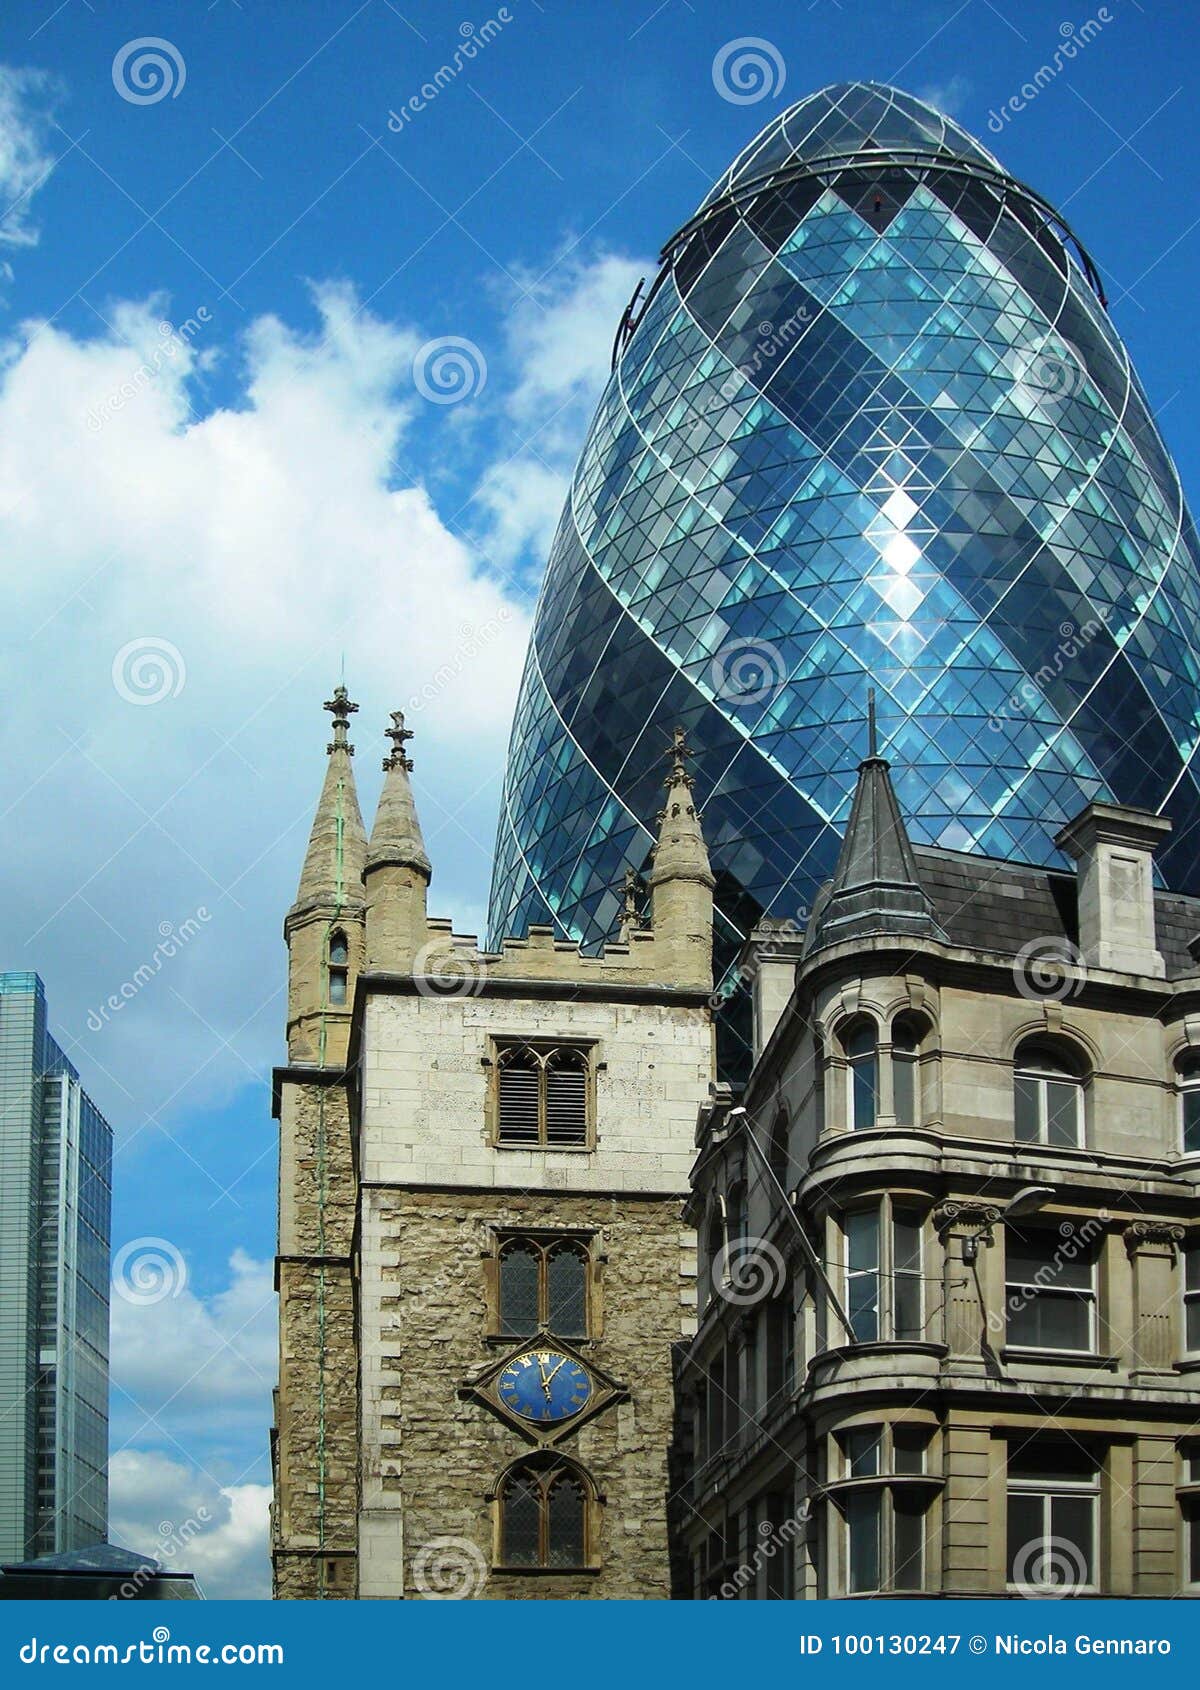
left=1054, top=802, right=1171, bottom=978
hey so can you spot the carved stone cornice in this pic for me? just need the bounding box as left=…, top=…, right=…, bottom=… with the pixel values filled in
left=1122, top=1221, right=1186, bottom=1257
left=934, top=1200, right=1002, bottom=1234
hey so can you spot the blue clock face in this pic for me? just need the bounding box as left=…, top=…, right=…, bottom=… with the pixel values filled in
left=497, top=1350, right=592, bottom=1424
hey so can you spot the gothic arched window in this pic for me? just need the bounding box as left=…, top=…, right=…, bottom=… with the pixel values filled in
left=497, top=1236, right=590, bottom=1339
left=498, top=1458, right=591, bottom=1570
left=327, top=930, right=349, bottom=1006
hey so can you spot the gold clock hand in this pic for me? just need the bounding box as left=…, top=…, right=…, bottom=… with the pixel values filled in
left=543, top=1359, right=567, bottom=1388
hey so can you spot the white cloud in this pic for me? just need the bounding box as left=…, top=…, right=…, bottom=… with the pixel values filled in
left=474, top=248, right=649, bottom=569
left=1, top=280, right=530, bottom=1126
left=0, top=66, right=59, bottom=259
left=917, top=76, right=972, bottom=119
left=110, top=1247, right=275, bottom=1441
left=108, top=1448, right=271, bottom=1600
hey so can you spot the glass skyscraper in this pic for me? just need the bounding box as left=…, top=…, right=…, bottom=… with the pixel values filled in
left=0, top=974, right=111, bottom=1561
left=489, top=83, right=1200, bottom=994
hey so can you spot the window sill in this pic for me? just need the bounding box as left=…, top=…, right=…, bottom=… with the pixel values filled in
left=827, top=1474, right=943, bottom=1496
left=493, top=1141, right=594, bottom=1154
left=1001, top=1347, right=1118, bottom=1369
left=490, top=1563, right=601, bottom=1577
left=484, top=1333, right=595, bottom=1348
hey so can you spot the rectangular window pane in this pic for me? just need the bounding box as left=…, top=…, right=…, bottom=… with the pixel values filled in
left=846, top=1210, right=879, bottom=1343
left=1186, top=1297, right=1200, bottom=1353
left=845, top=1427, right=881, bottom=1477
left=893, top=1056, right=915, bottom=1126
left=893, top=1497, right=924, bottom=1590
left=1006, top=1491, right=1043, bottom=1583
left=1014, top=1073, right=1040, bottom=1142
left=1008, top=1288, right=1091, bottom=1350
left=1186, top=1247, right=1200, bottom=1294
left=1050, top=1493, right=1094, bottom=1586
left=847, top=1273, right=878, bottom=1343
left=1189, top=1510, right=1200, bottom=1585
left=852, top=1058, right=877, bottom=1129
left=1046, top=1079, right=1080, bottom=1146
left=893, top=1212, right=922, bottom=1340
left=893, top=1427, right=927, bottom=1474
left=845, top=1492, right=881, bottom=1593
left=1007, top=1228, right=1096, bottom=1289
left=1185, top=1091, right=1200, bottom=1155
left=847, top=1210, right=879, bottom=1271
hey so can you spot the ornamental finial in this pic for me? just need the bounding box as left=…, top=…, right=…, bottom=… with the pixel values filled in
left=324, top=684, right=358, bottom=755
left=383, top=710, right=415, bottom=773
left=665, top=724, right=694, bottom=788
left=867, top=688, right=877, bottom=759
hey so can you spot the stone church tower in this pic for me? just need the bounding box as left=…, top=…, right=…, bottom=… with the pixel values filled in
left=272, top=695, right=715, bottom=1598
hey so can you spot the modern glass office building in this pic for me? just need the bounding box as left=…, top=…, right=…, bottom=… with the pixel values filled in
left=489, top=83, right=1200, bottom=992
left=0, top=974, right=111, bottom=1561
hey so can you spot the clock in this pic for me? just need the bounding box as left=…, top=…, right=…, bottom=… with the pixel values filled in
left=496, top=1350, right=593, bottom=1424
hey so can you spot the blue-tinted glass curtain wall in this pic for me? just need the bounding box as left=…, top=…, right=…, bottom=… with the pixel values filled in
left=489, top=83, right=1200, bottom=1002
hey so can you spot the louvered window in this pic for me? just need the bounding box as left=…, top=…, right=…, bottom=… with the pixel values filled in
left=495, top=1045, right=591, bottom=1147
left=497, top=1052, right=540, bottom=1143
left=545, top=1053, right=587, bottom=1145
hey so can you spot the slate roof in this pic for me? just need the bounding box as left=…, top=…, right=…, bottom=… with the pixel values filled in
left=912, top=844, right=1200, bottom=979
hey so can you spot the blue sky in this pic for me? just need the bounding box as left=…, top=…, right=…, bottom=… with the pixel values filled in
left=1, top=0, right=1196, bottom=1597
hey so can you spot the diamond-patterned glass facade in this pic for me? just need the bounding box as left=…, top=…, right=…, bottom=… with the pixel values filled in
left=489, top=83, right=1200, bottom=979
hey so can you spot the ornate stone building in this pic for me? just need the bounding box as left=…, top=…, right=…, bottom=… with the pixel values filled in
left=271, top=694, right=714, bottom=1598
left=674, top=722, right=1200, bottom=1599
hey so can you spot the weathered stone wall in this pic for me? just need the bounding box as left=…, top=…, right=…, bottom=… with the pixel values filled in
left=359, top=1188, right=691, bottom=1599
left=361, top=992, right=712, bottom=1197
left=272, top=1078, right=359, bottom=1599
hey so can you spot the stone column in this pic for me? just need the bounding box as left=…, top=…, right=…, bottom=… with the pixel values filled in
left=934, top=1202, right=1001, bottom=1371
left=1123, top=1222, right=1185, bottom=1377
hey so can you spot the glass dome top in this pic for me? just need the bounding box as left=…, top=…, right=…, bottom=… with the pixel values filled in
left=698, top=83, right=1004, bottom=215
